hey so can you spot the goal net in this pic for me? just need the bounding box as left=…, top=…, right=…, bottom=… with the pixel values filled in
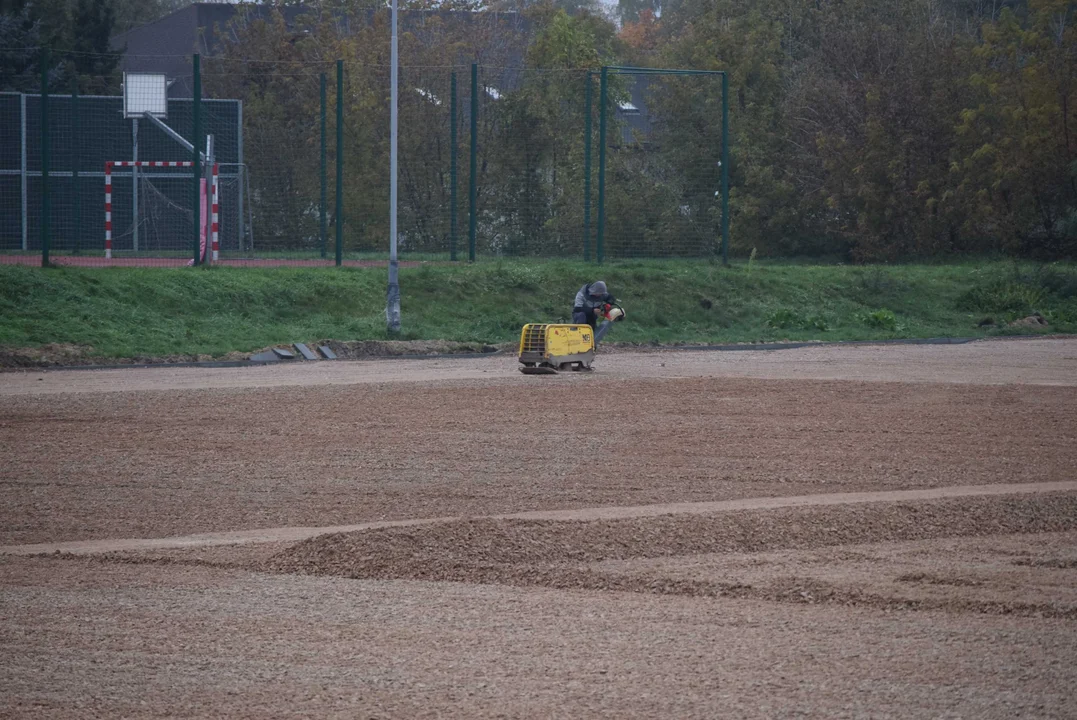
left=104, top=161, right=218, bottom=262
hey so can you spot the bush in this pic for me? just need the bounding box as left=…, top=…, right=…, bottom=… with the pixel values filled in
left=1034, top=265, right=1077, bottom=299
left=766, top=308, right=829, bottom=332
left=858, top=309, right=898, bottom=331
left=957, top=281, right=1044, bottom=314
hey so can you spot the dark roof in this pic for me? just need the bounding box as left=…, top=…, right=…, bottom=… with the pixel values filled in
left=112, top=4, right=265, bottom=91
left=112, top=3, right=530, bottom=97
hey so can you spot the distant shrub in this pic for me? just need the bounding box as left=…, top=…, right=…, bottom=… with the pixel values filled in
left=957, top=281, right=1044, bottom=314
left=1034, top=265, right=1077, bottom=299
left=858, top=309, right=898, bottom=331
left=766, top=309, right=829, bottom=332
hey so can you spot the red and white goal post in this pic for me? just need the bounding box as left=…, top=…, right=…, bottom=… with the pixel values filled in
left=104, top=161, right=219, bottom=262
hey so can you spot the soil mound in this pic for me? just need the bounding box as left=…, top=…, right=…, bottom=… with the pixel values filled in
left=266, top=493, right=1077, bottom=582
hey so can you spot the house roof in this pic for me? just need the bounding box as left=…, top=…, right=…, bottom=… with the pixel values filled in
left=112, top=3, right=530, bottom=97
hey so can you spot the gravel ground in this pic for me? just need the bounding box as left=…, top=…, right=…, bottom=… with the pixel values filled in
left=262, top=494, right=1077, bottom=617
left=594, top=530, right=1077, bottom=616
left=2, top=555, right=1074, bottom=718
left=1, top=346, right=1075, bottom=545
left=1, top=339, right=1075, bottom=717
left=1, top=337, right=1075, bottom=396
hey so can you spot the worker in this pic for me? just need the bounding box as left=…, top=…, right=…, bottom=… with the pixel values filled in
left=572, top=281, right=616, bottom=330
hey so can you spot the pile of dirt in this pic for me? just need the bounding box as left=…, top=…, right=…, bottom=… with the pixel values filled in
left=265, top=493, right=1077, bottom=597
left=1009, top=313, right=1049, bottom=328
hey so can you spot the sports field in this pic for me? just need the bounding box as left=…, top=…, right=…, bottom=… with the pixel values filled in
left=2, top=338, right=1076, bottom=717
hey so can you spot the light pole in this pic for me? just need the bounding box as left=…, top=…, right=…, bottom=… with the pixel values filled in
left=386, top=0, right=402, bottom=333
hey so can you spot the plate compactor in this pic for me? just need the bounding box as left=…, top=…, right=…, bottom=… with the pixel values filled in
left=518, top=304, right=625, bottom=375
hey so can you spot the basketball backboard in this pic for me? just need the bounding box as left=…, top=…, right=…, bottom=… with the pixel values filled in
left=123, top=72, right=168, bottom=119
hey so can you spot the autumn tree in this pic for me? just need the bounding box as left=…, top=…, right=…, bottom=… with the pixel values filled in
left=1, top=0, right=121, bottom=92
left=956, top=0, right=1077, bottom=257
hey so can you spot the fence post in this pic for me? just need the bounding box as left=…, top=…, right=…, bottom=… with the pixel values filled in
left=583, top=71, right=592, bottom=262
left=72, top=79, right=80, bottom=255
left=721, top=71, right=730, bottom=265
left=192, top=53, right=202, bottom=265
left=20, top=93, right=27, bottom=251
left=237, top=100, right=245, bottom=252
left=596, top=66, right=608, bottom=265
left=450, top=70, right=458, bottom=262
left=320, top=72, right=327, bottom=259
left=335, top=59, right=344, bottom=267
left=468, top=62, right=477, bottom=263
left=40, top=47, right=50, bottom=267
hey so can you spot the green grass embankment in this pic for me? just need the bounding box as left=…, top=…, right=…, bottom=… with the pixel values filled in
left=1, top=259, right=1075, bottom=359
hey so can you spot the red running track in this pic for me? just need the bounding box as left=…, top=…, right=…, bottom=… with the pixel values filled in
left=0, top=255, right=429, bottom=268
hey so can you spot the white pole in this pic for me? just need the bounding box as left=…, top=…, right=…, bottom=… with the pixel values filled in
left=386, top=0, right=402, bottom=332
left=132, top=118, right=139, bottom=253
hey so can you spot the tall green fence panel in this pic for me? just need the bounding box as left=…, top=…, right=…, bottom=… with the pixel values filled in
left=4, top=55, right=731, bottom=267
left=1, top=82, right=241, bottom=267
left=0, top=93, right=23, bottom=252
left=471, top=67, right=589, bottom=259
left=204, top=60, right=318, bottom=263
left=600, top=72, right=727, bottom=260
left=397, top=68, right=455, bottom=261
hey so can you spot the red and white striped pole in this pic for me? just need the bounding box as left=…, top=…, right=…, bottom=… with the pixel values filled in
left=104, top=162, right=112, bottom=260
left=211, top=163, right=219, bottom=262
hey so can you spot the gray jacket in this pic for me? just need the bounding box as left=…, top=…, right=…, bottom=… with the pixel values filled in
left=573, top=283, right=615, bottom=312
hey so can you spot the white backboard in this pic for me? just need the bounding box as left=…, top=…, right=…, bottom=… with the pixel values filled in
left=123, top=73, right=168, bottom=118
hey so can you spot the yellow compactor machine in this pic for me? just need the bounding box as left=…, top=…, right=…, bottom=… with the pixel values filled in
left=518, top=324, right=595, bottom=375
left=518, top=304, right=624, bottom=375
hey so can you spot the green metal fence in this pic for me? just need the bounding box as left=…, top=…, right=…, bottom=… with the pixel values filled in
left=3, top=51, right=728, bottom=267
left=0, top=88, right=241, bottom=265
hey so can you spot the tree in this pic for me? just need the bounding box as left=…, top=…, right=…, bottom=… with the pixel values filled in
left=0, top=4, right=42, bottom=91
left=470, top=6, right=618, bottom=255
left=0, top=0, right=121, bottom=92
left=784, top=0, right=979, bottom=260
left=68, top=0, right=120, bottom=92
left=955, top=0, right=1077, bottom=257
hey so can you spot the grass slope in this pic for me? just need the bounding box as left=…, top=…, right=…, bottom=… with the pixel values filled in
left=1, top=259, right=1075, bottom=358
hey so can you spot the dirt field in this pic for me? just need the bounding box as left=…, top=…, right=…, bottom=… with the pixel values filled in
left=1, top=337, right=1076, bottom=717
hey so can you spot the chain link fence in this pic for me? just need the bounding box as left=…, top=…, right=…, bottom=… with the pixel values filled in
left=3, top=53, right=728, bottom=268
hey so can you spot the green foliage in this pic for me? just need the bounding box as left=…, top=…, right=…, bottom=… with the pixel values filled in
left=6, top=0, right=1072, bottom=261
left=628, top=0, right=1076, bottom=261
left=955, top=0, right=1077, bottom=258
left=1025, top=264, right=1077, bottom=299
left=765, top=308, right=828, bottom=332
left=5, top=260, right=1072, bottom=358
left=857, top=309, right=899, bottom=332
left=0, top=0, right=122, bottom=93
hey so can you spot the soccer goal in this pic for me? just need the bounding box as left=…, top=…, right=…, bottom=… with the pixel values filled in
left=104, top=161, right=219, bottom=262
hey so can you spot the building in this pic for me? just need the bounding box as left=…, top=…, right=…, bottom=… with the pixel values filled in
left=112, top=2, right=531, bottom=97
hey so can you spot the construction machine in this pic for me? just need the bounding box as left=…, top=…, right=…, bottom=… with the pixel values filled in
left=518, top=304, right=625, bottom=375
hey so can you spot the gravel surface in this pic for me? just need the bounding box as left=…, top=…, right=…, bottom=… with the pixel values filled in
left=2, top=556, right=1074, bottom=718
left=1, top=370, right=1074, bottom=545
left=263, top=494, right=1077, bottom=616
left=595, top=530, right=1077, bottom=617
left=1, top=339, right=1075, bottom=717
left=1, top=337, right=1074, bottom=396
left=4, top=481, right=1072, bottom=555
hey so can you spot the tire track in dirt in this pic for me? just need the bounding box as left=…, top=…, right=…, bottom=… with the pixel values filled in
left=3, top=480, right=1074, bottom=556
